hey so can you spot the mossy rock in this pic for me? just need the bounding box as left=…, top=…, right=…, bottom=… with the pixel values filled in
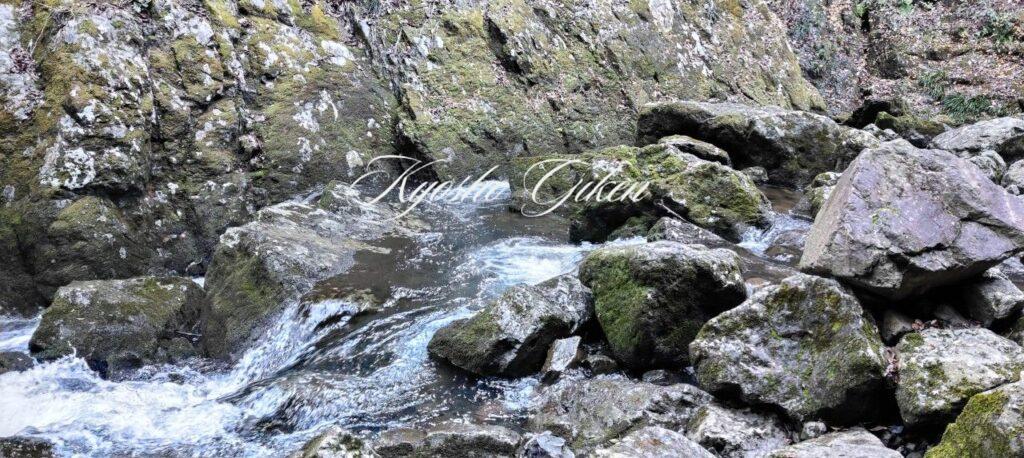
left=925, top=380, right=1024, bottom=457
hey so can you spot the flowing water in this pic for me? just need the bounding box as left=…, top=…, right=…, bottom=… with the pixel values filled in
left=0, top=183, right=806, bottom=456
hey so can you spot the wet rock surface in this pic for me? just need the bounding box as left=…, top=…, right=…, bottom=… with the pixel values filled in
left=800, top=140, right=1024, bottom=300
left=374, top=422, right=521, bottom=457
left=685, top=403, right=792, bottom=457
left=593, top=426, right=714, bottom=458
left=767, top=428, right=900, bottom=458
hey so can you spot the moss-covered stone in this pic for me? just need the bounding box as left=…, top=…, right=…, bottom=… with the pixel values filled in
left=926, top=380, right=1024, bottom=458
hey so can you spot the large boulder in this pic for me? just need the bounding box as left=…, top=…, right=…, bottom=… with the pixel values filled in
left=374, top=423, right=521, bottom=458
left=767, top=428, right=899, bottom=458
left=593, top=427, right=714, bottom=458
left=958, top=268, right=1024, bottom=327
left=579, top=241, right=746, bottom=370
left=29, top=276, right=204, bottom=377
left=930, top=117, right=1024, bottom=162
left=427, top=274, right=592, bottom=377
left=202, top=194, right=412, bottom=360
left=894, top=328, right=1024, bottom=427
left=0, top=352, right=33, bottom=375
left=690, top=274, right=888, bottom=423
left=636, top=101, right=879, bottom=187
left=925, top=379, right=1024, bottom=458
left=800, top=140, right=1024, bottom=300
left=527, top=375, right=713, bottom=451
left=685, top=403, right=791, bottom=457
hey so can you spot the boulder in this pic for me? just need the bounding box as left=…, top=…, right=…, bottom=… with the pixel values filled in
left=895, top=328, right=1024, bottom=427
left=374, top=423, right=520, bottom=458
left=291, top=427, right=374, bottom=458
left=800, top=140, right=1024, bottom=300
left=742, top=167, right=770, bottom=185
left=656, top=135, right=731, bottom=166
left=593, top=427, right=714, bottom=458
left=685, top=403, right=791, bottom=457
left=767, top=428, right=899, bottom=458
left=201, top=197, right=409, bottom=360
left=796, top=172, right=840, bottom=218
left=520, top=432, right=575, bottom=458
left=959, top=268, right=1024, bottom=327
left=930, top=117, right=1024, bottom=162
left=925, top=379, right=1024, bottom=458
left=541, top=336, right=583, bottom=383
left=29, top=276, right=204, bottom=377
left=641, top=369, right=684, bottom=386
left=690, top=274, right=888, bottom=423
left=579, top=241, right=746, bottom=370
left=965, top=149, right=1008, bottom=183
left=1003, top=160, right=1024, bottom=195
left=528, top=375, right=712, bottom=451
left=879, top=310, right=916, bottom=345
left=636, top=101, right=879, bottom=187
left=428, top=273, right=592, bottom=377
left=0, top=437, right=54, bottom=458
left=873, top=113, right=947, bottom=148
left=0, top=351, right=33, bottom=375
left=582, top=354, right=618, bottom=375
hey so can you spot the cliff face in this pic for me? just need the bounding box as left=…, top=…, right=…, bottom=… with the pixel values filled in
left=769, top=0, right=1023, bottom=120
left=0, top=0, right=821, bottom=313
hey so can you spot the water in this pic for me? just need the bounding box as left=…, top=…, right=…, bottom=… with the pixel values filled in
left=0, top=182, right=641, bottom=457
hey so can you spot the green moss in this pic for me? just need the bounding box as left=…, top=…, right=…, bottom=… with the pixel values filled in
left=926, top=390, right=1015, bottom=458
left=584, top=253, right=650, bottom=361
left=203, top=0, right=240, bottom=29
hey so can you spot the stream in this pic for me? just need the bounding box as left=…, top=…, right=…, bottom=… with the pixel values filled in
left=0, top=183, right=810, bottom=457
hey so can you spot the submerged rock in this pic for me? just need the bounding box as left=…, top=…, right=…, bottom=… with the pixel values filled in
left=528, top=375, right=712, bottom=451
left=895, top=328, right=1024, bottom=427
left=29, top=276, right=203, bottom=377
left=767, top=428, right=899, bottom=458
left=800, top=140, right=1024, bottom=300
left=959, top=268, right=1024, bottom=327
left=374, top=422, right=521, bottom=458
left=428, top=275, right=592, bottom=377
left=593, top=427, right=714, bottom=458
left=796, top=172, right=840, bottom=218
left=291, top=427, right=374, bottom=458
left=930, top=117, right=1024, bottom=162
left=690, top=274, right=888, bottom=423
left=685, top=403, right=791, bottom=457
left=925, top=379, right=1024, bottom=457
left=0, top=437, right=55, bottom=458
left=636, top=101, right=878, bottom=187
left=579, top=241, right=746, bottom=370
left=0, top=351, right=33, bottom=375
left=541, top=336, right=583, bottom=383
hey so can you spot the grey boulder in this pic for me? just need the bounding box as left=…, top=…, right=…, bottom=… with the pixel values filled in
left=767, top=428, right=899, bottom=458
left=374, top=423, right=521, bottom=457
left=690, top=274, right=888, bottom=423
left=290, top=427, right=374, bottom=458
left=685, top=403, right=791, bottom=458
left=895, top=328, right=1024, bottom=427
left=593, top=427, right=714, bottom=458
left=579, top=241, right=746, bottom=370
left=959, top=268, right=1024, bottom=327
left=800, top=140, right=1024, bottom=300
left=930, top=117, right=1024, bottom=161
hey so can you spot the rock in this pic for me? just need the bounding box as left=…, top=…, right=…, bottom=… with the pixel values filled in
left=932, top=304, right=973, bottom=329
left=966, top=149, right=1008, bottom=183
left=528, top=375, right=712, bottom=451
left=646, top=217, right=728, bottom=247
left=685, top=403, right=791, bottom=457
left=428, top=276, right=592, bottom=377
left=767, top=428, right=899, bottom=458
left=874, top=113, right=947, bottom=148
left=579, top=241, right=746, bottom=370
left=582, top=354, right=618, bottom=375
left=593, top=427, right=714, bottom=458
left=800, top=140, right=1024, bottom=300
left=959, top=268, right=1024, bottom=327
left=863, top=124, right=902, bottom=142
left=656, top=135, right=731, bottom=166
left=29, top=276, right=204, bottom=377
left=636, top=101, right=879, bottom=187
left=541, top=337, right=583, bottom=383
left=0, top=351, right=33, bottom=375
left=895, top=328, right=1024, bottom=427
left=374, top=423, right=521, bottom=458
left=797, top=172, right=840, bottom=218
left=925, top=379, right=1024, bottom=458
left=742, top=167, right=770, bottom=185
left=520, top=432, right=575, bottom=458
left=690, top=274, right=888, bottom=423
left=291, top=427, right=374, bottom=458
left=641, top=370, right=684, bottom=386
left=201, top=198, right=408, bottom=360
left=880, top=310, right=917, bottom=344
left=799, top=422, right=827, bottom=441
left=0, top=437, right=55, bottom=458
left=1003, top=160, right=1024, bottom=195
left=930, top=117, right=1024, bottom=162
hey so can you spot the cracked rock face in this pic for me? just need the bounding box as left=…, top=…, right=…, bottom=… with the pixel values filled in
left=800, top=140, right=1024, bottom=300
left=894, top=328, right=1024, bottom=427
left=690, top=274, right=888, bottom=423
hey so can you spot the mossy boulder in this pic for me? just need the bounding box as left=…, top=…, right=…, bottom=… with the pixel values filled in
left=690, top=274, right=888, bottom=423
left=925, top=379, right=1024, bottom=458
left=290, top=427, right=374, bottom=458
left=579, top=241, right=746, bottom=370
left=637, top=101, right=878, bottom=187
left=895, top=328, right=1024, bottom=428
left=427, top=274, right=593, bottom=377
left=874, top=112, right=947, bottom=148
left=28, top=276, right=205, bottom=378
left=795, top=172, right=840, bottom=219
